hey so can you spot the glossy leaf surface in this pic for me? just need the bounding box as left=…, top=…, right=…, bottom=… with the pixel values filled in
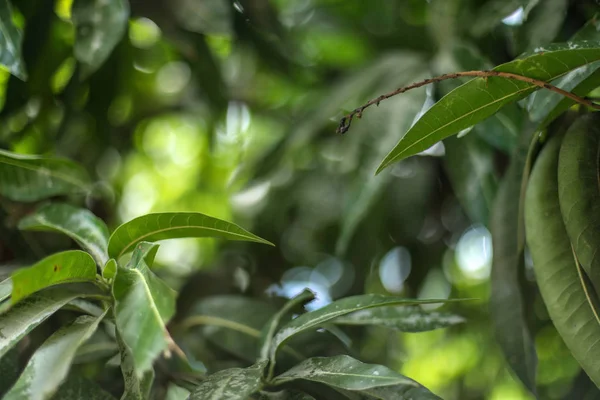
left=11, top=250, right=97, bottom=303
left=18, top=203, right=110, bottom=266
left=108, top=212, right=273, bottom=260
left=0, top=0, right=26, bottom=79
left=188, top=361, right=267, bottom=400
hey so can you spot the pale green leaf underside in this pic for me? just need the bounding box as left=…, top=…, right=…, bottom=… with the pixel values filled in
left=377, top=41, right=600, bottom=172
left=108, top=212, right=274, bottom=259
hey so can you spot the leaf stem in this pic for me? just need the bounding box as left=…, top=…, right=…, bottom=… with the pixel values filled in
left=337, top=70, right=600, bottom=134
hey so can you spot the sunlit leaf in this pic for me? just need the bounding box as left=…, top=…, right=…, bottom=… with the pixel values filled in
left=51, top=373, right=116, bottom=400
left=0, top=288, right=81, bottom=358
left=113, top=242, right=176, bottom=376
left=0, top=0, right=26, bottom=80
left=103, top=258, right=116, bottom=280
left=271, top=355, right=441, bottom=399
left=11, top=250, right=97, bottom=304
left=377, top=42, right=600, bottom=172
left=107, top=212, right=274, bottom=260
left=18, top=203, right=110, bottom=266
left=0, top=149, right=90, bottom=202
left=4, top=311, right=106, bottom=400
left=332, top=305, right=464, bottom=332
left=72, top=0, right=129, bottom=77
left=188, top=361, right=267, bottom=400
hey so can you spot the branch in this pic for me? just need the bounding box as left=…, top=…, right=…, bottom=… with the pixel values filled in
left=336, top=70, right=600, bottom=134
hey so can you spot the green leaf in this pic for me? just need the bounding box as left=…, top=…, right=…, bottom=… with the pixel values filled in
left=0, top=288, right=81, bottom=358
left=332, top=305, right=464, bottom=332
left=471, top=0, right=524, bottom=37
left=271, top=355, right=440, bottom=399
left=113, top=242, right=177, bottom=376
left=0, top=277, right=11, bottom=303
left=525, top=130, right=600, bottom=387
left=11, top=250, right=97, bottom=304
left=0, top=149, right=90, bottom=202
left=0, top=0, right=26, bottom=80
left=51, top=373, right=116, bottom=400
left=490, top=124, right=537, bottom=394
left=18, top=203, right=110, bottom=266
left=268, top=295, right=461, bottom=367
left=116, top=329, right=155, bottom=400
left=103, top=258, right=117, bottom=280
left=376, top=41, right=600, bottom=172
left=0, top=346, right=19, bottom=395
left=516, top=0, right=568, bottom=53
left=258, top=289, right=315, bottom=361
left=558, top=114, right=600, bottom=294
left=188, top=361, right=267, bottom=400
left=443, top=134, right=498, bottom=225
left=72, top=0, right=129, bottom=77
left=107, top=212, right=274, bottom=260
left=4, top=311, right=106, bottom=400
left=254, top=390, right=315, bottom=400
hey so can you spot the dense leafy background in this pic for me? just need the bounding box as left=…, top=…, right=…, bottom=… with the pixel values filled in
left=1, top=0, right=600, bottom=399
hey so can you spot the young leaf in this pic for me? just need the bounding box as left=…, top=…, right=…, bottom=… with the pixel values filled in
left=525, top=131, right=600, bottom=386
left=258, top=289, right=315, bottom=361
left=72, top=0, right=129, bottom=77
left=332, top=305, right=464, bottom=332
left=271, top=355, right=441, bottom=399
left=0, top=0, right=26, bottom=80
left=376, top=42, right=600, bottom=172
left=0, top=288, right=81, bottom=358
left=4, top=312, right=106, bottom=400
left=0, top=149, right=90, bottom=202
left=11, top=250, right=97, bottom=304
left=112, top=242, right=177, bottom=376
left=103, top=258, right=117, bottom=280
left=188, top=361, right=267, bottom=400
left=107, top=212, right=274, bottom=260
left=558, top=114, right=600, bottom=293
left=51, top=373, right=116, bottom=400
left=490, top=124, right=537, bottom=394
left=18, top=203, right=110, bottom=266
left=268, top=295, right=460, bottom=368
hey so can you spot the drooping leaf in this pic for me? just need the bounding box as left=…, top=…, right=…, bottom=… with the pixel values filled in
left=116, top=330, right=155, bottom=400
left=0, top=288, right=82, bottom=358
left=188, top=361, right=267, bottom=400
left=18, top=203, right=110, bottom=266
left=332, top=305, right=464, bottom=332
left=107, top=212, right=274, bottom=260
left=4, top=312, right=106, bottom=400
left=71, top=0, right=129, bottom=77
left=271, top=355, right=441, bottom=399
left=112, top=242, right=177, bottom=376
left=268, top=294, right=461, bottom=366
left=558, top=114, right=600, bottom=294
left=0, top=149, right=90, bottom=202
left=490, top=123, right=538, bottom=394
left=11, top=250, right=97, bottom=304
left=0, top=0, right=26, bottom=80
left=525, top=130, right=600, bottom=386
left=376, top=42, right=600, bottom=172
left=258, top=289, right=315, bottom=361
left=51, top=373, right=116, bottom=400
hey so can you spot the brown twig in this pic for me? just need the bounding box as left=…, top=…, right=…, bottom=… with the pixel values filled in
left=336, top=70, right=600, bottom=134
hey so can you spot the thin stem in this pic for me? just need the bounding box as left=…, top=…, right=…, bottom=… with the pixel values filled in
left=337, top=70, right=600, bottom=134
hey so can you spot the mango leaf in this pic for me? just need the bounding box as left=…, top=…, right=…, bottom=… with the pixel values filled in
left=116, top=329, right=155, bottom=400
left=0, top=277, right=11, bottom=303
left=271, top=355, right=440, bottom=399
left=525, top=131, right=600, bottom=386
left=51, top=373, right=116, bottom=400
left=332, top=305, right=464, bottom=332
left=11, top=250, right=97, bottom=304
left=188, top=361, right=267, bottom=400
left=0, top=0, right=26, bottom=80
left=558, top=114, right=600, bottom=293
left=268, top=295, right=461, bottom=367
left=376, top=41, right=600, bottom=172
left=72, top=0, right=129, bottom=77
left=0, top=288, right=81, bottom=358
left=113, top=242, right=177, bottom=376
left=4, top=312, right=106, bottom=400
left=18, top=203, right=110, bottom=266
left=471, top=0, right=524, bottom=37
left=490, top=124, right=537, bottom=394
left=0, top=149, right=91, bottom=202
left=516, top=0, right=568, bottom=53
left=108, top=212, right=274, bottom=260
left=0, top=347, right=19, bottom=395
left=258, top=289, right=315, bottom=361
left=254, top=391, right=315, bottom=400
left=103, top=259, right=117, bottom=280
